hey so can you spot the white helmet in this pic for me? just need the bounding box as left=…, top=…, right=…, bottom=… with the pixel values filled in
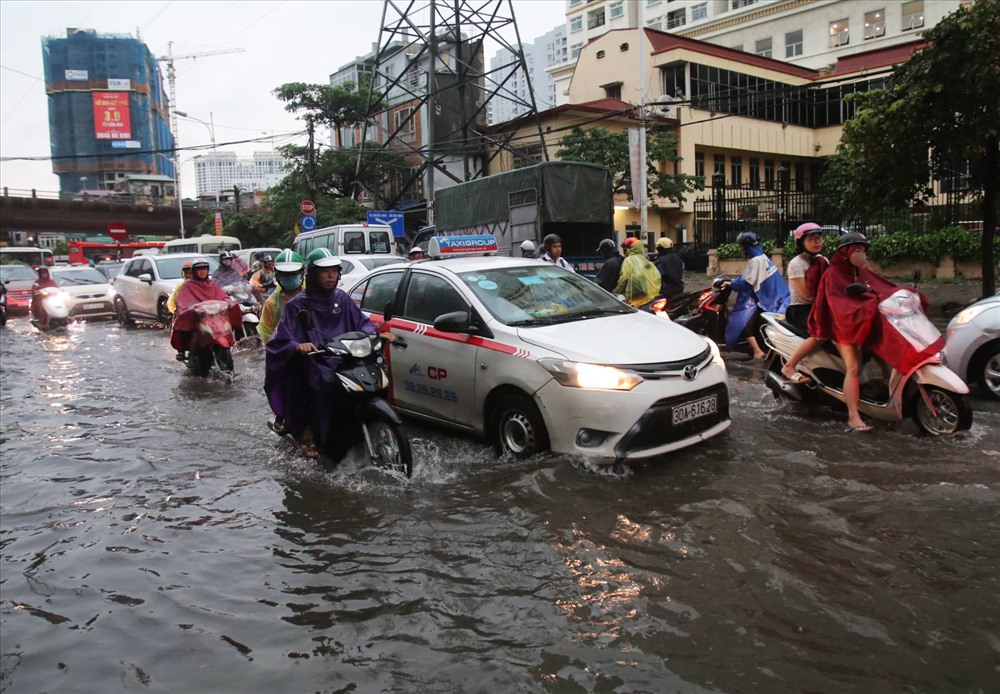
left=520, top=239, right=536, bottom=252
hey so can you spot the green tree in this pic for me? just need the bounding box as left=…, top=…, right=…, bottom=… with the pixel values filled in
left=556, top=124, right=704, bottom=204
left=831, top=0, right=1000, bottom=296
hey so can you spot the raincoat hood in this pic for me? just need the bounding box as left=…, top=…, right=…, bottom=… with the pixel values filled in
left=615, top=241, right=661, bottom=307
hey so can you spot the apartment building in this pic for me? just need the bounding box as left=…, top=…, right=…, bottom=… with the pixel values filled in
left=487, top=25, right=567, bottom=125
left=191, top=151, right=290, bottom=198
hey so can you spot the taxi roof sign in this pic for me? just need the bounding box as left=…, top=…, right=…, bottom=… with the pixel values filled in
left=428, top=234, right=499, bottom=259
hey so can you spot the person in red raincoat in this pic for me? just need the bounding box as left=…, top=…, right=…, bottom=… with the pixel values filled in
left=169, top=257, right=242, bottom=357
left=808, top=232, right=942, bottom=432
left=30, top=267, right=60, bottom=323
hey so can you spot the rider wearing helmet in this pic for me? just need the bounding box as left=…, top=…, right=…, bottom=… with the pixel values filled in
left=408, top=246, right=426, bottom=260
left=722, top=231, right=790, bottom=359
left=212, top=250, right=244, bottom=287
left=249, top=255, right=277, bottom=294
left=594, top=238, right=623, bottom=292
left=653, top=236, right=685, bottom=300
left=264, top=248, right=388, bottom=458
left=519, top=239, right=537, bottom=258
left=258, top=250, right=304, bottom=344
left=779, top=223, right=832, bottom=382
left=539, top=233, right=575, bottom=271
left=170, top=257, right=241, bottom=361
left=615, top=238, right=661, bottom=307
left=167, top=260, right=194, bottom=316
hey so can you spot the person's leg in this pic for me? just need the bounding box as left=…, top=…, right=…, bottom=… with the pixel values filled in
left=834, top=341, right=868, bottom=430
left=781, top=337, right=822, bottom=379
left=743, top=309, right=767, bottom=359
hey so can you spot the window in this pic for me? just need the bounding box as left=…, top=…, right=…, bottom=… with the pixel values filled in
left=732, top=44, right=744, bottom=52
left=597, top=50, right=605, bottom=59
left=730, top=156, right=742, bottom=186
left=749, top=158, right=760, bottom=188
left=570, top=16, right=583, bottom=32
left=402, top=273, right=468, bottom=325
left=731, top=0, right=756, bottom=8
left=785, top=29, right=803, bottom=58
left=713, top=154, right=725, bottom=178
left=829, top=19, right=849, bottom=47
left=764, top=159, right=775, bottom=190
left=604, top=83, right=621, bottom=99
left=571, top=42, right=583, bottom=59
left=667, top=9, right=686, bottom=29
left=692, top=3, right=708, bottom=21
left=864, top=9, right=885, bottom=39
left=695, top=152, right=705, bottom=178
left=355, top=271, right=406, bottom=314
left=755, top=37, right=772, bottom=58
left=588, top=10, right=606, bottom=30
left=901, top=1, right=924, bottom=30
left=394, top=107, right=416, bottom=140
left=610, top=1, right=624, bottom=19
left=646, top=17, right=662, bottom=30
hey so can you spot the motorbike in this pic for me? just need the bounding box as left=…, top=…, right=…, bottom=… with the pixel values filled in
left=29, top=288, right=71, bottom=331
left=0, top=287, right=7, bottom=326
left=761, top=286, right=973, bottom=436
left=223, top=282, right=261, bottom=340
left=649, top=277, right=733, bottom=345
left=272, top=319, right=413, bottom=478
left=179, top=300, right=236, bottom=379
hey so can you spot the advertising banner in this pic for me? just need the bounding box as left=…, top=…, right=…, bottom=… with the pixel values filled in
left=92, top=92, right=131, bottom=140
left=214, top=210, right=224, bottom=235
left=628, top=127, right=642, bottom=209
left=65, top=69, right=88, bottom=81
left=107, top=78, right=131, bottom=90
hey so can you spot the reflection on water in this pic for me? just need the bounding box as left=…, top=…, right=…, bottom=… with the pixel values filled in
left=1, top=319, right=998, bottom=692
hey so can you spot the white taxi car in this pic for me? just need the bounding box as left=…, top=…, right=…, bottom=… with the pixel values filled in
left=347, top=235, right=731, bottom=464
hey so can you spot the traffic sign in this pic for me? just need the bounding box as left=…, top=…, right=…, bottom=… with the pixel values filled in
left=299, top=214, right=317, bottom=232
left=367, top=210, right=405, bottom=238
left=107, top=221, right=128, bottom=241
left=300, top=200, right=315, bottom=215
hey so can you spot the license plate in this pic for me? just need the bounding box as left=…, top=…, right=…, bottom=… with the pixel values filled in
left=83, top=303, right=105, bottom=310
left=672, top=395, right=718, bottom=425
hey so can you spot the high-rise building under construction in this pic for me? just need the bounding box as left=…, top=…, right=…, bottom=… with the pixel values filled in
left=42, top=28, right=175, bottom=195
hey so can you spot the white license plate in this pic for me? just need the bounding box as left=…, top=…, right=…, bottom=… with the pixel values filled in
left=82, top=303, right=105, bottom=310
left=672, top=395, right=718, bottom=425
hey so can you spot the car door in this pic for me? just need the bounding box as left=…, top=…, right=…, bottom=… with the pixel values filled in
left=133, top=259, right=155, bottom=317
left=118, top=259, right=142, bottom=311
left=385, top=271, right=479, bottom=427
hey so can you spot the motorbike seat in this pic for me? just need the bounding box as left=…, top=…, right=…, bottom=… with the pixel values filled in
left=778, top=319, right=809, bottom=339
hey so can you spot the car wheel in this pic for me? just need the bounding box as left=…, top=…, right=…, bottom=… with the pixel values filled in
left=115, top=297, right=134, bottom=328
left=974, top=344, right=1000, bottom=400
left=157, top=298, right=172, bottom=327
left=490, top=393, right=549, bottom=459
left=912, top=387, right=973, bottom=436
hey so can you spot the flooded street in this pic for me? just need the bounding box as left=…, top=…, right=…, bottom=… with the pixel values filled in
left=2, top=317, right=998, bottom=693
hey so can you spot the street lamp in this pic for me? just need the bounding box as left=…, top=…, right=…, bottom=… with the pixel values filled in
left=175, top=110, right=219, bottom=208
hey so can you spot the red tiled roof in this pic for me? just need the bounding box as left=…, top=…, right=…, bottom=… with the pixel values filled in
left=644, top=28, right=818, bottom=79
left=825, top=39, right=927, bottom=76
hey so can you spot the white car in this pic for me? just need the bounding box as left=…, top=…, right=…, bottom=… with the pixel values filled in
left=942, top=294, right=1000, bottom=400
left=48, top=266, right=115, bottom=320
left=339, top=253, right=410, bottom=288
left=112, top=253, right=219, bottom=326
left=347, top=236, right=731, bottom=464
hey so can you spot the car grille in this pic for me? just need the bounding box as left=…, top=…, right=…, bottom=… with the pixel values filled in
left=611, top=345, right=713, bottom=379
left=614, top=383, right=730, bottom=458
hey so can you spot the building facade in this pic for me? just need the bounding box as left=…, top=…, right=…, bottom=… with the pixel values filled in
left=191, top=151, right=290, bottom=198
left=487, top=25, right=567, bottom=125
left=42, top=28, right=175, bottom=195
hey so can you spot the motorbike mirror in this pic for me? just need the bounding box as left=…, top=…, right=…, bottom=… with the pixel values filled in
left=297, top=308, right=313, bottom=334
left=845, top=282, right=869, bottom=297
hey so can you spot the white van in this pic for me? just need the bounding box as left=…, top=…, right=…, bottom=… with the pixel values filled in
left=161, top=234, right=242, bottom=255
left=292, top=224, right=395, bottom=258
left=236, top=247, right=282, bottom=268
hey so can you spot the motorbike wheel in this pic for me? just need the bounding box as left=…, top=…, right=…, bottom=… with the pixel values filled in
left=490, top=393, right=549, bottom=459
left=157, top=298, right=172, bottom=327
left=115, top=297, right=134, bottom=328
left=214, top=346, right=234, bottom=373
left=194, top=348, right=213, bottom=377
left=364, top=416, right=413, bottom=478
left=913, top=387, right=973, bottom=436
left=0, top=310, right=6, bottom=327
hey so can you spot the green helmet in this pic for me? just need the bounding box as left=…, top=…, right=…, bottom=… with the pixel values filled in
left=306, top=248, right=342, bottom=269
left=274, top=248, right=303, bottom=272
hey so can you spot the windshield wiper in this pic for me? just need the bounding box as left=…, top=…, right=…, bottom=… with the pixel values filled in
left=549, top=307, right=631, bottom=322
left=506, top=317, right=556, bottom=327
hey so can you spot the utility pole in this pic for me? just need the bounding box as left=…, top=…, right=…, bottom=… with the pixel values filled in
left=637, top=3, right=649, bottom=237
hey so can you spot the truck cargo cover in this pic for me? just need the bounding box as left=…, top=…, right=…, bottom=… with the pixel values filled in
left=434, top=162, right=613, bottom=230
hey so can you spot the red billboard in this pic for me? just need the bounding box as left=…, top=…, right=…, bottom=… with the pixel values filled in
left=92, top=92, right=131, bottom=140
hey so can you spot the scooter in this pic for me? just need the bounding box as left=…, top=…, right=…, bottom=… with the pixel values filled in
left=272, top=319, right=413, bottom=478
left=650, top=277, right=733, bottom=344
left=29, top=288, right=71, bottom=331
left=0, top=287, right=7, bottom=327
left=223, top=282, right=261, bottom=340
left=181, top=300, right=236, bottom=379
left=761, top=287, right=973, bottom=436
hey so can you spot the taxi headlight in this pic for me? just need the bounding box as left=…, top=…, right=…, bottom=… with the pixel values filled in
left=343, top=336, right=373, bottom=358
left=539, top=358, right=642, bottom=390
left=705, top=336, right=722, bottom=364
left=953, top=304, right=986, bottom=325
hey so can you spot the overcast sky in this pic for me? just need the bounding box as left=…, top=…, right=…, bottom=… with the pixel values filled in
left=0, top=0, right=566, bottom=197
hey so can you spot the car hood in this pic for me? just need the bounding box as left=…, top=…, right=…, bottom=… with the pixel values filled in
left=514, top=312, right=709, bottom=364
left=61, top=284, right=111, bottom=298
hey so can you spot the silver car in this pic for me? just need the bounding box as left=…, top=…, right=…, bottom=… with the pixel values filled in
left=112, top=253, right=219, bottom=327
left=942, top=294, right=1000, bottom=400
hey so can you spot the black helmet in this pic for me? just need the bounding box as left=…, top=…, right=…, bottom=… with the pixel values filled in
left=835, top=231, right=870, bottom=252
left=219, top=250, right=235, bottom=261
left=596, top=238, right=616, bottom=253
left=542, top=233, right=562, bottom=250
left=735, top=231, right=759, bottom=247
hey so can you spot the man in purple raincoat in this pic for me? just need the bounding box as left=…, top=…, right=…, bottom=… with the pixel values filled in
left=264, top=248, right=378, bottom=458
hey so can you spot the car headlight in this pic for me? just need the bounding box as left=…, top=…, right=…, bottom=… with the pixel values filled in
left=953, top=304, right=987, bottom=325
left=704, top=336, right=724, bottom=366
left=539, top=358, right=642, bottom=390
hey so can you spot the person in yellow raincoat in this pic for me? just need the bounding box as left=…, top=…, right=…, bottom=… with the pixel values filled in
left=167, top=261, right=193, bottom=315
left=614, top=237, right=661, bottom=307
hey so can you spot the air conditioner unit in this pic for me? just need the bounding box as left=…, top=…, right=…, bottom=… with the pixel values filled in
left=656, top=94, right=680, bottom=104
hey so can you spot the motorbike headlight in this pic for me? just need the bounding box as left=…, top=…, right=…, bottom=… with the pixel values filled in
left=343, top=337, right=373, bottom=358
left=539, top=358, right=642, bottom=390
left=953, top=304, right=987, bottom=325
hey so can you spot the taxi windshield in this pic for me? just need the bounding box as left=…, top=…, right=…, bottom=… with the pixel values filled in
left=458, top=265, right=633, bottom=326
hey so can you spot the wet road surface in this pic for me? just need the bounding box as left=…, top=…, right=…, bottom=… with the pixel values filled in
left=2, top=317, right=998, bottom=692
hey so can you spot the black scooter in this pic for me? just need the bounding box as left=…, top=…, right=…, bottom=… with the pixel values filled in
left=650, top=277, right=733, bottom=345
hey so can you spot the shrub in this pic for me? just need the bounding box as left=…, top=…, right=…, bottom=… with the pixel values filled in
left=716, top=240, right=774, bottom=260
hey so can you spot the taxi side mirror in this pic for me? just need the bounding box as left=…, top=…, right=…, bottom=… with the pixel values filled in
left=434, top=310, right=471, bottom=333
left=383, top=300, right=394, bottom=322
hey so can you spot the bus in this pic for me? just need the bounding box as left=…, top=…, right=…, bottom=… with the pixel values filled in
left=0, top=246, right=54, bottom=268
left=160, top=234, right=242, bottom=255
left=67, top=241, right=166, bottom=265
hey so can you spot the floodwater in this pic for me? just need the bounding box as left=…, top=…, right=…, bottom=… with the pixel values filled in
left=1, top=317, right=998, bottom=693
